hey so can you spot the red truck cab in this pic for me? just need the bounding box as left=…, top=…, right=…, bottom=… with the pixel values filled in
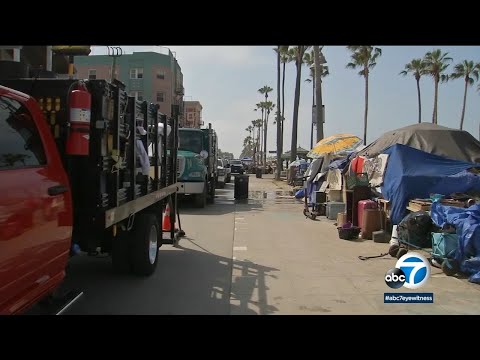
left=0, top=85, right=73, bottom=315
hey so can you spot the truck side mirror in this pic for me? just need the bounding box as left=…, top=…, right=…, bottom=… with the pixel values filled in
left=200, top=150, right=208, bottom=159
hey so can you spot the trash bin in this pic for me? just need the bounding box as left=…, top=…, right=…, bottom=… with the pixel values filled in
left=234, top=174, right=249, bottom=199
left=256, top=167, right=262, bottom=179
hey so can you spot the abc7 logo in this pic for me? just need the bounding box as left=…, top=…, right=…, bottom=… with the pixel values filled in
left=385, top=252, right=431, bottom=289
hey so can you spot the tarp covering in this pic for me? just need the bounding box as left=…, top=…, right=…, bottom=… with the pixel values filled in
left=357, top=123, right=480, bottom=164
left=431, top=202, right=480, bottom=283
left=381, top=144, right=480, bottom=225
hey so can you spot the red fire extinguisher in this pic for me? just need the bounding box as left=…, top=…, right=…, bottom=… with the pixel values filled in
left=66, top=82, right=91, bottom=156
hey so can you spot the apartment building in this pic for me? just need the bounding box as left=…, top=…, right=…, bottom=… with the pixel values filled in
left=183, top=101, right=203, bottom=128
left=74, top=50, right=184, bottom=119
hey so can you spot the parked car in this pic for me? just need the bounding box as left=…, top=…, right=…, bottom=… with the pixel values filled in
left=230, top=159, right=244, bottom=174
left=223, top=159, right=232, bottom=183
left=216, top=159, right=226, bottom=188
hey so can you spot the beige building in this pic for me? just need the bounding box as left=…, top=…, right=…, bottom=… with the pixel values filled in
left=183, top=101, right=203, bottom=128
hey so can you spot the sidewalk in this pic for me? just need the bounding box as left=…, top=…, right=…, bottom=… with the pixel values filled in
left=246, top=173, right=293, bottom=192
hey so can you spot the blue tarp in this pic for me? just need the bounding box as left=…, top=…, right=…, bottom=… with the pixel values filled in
left=381, top=144, right=480, bottom=225
left=431, top=202, right=480, bottom=283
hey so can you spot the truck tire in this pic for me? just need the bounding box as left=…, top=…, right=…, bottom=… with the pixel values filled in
left=111, top=231, right=131, bottom=274
left=194, top=181, right=207, bottom=208
left=130, top=213, right=160, bottom=276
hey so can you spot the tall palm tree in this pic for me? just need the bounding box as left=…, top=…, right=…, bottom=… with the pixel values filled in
left=346, top=46, right=382, bottom=145
left=258, top=86, right=273, bottom=166
left=279, top=46, right=289, bottom=165
left=400, top=58, right=427, bottom=124
left=288, top=46, right=310, bottom=161
left=305, top=57, right=329, bottom=147
left=262, top=101, right=275, bottom=165
left=450, top=61, right=480, bottom=130
left=255, top=103, right=265, bottom=165
left=245, top=125, right=253, bottom=138
left=423, top=49, right=452, bottom=124
left=313, top=46, right=327, bottom=143
left=275, top=46, right=282, bottom=180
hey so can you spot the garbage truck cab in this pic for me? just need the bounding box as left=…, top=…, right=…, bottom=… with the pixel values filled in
left=177, top=123, right=217, bottom=207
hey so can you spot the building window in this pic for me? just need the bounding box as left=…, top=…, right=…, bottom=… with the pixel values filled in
left=0, top=95, right=47, bottom=169
left=130, top=68, right=143, bottom=79
left=129, top=91, right=144, bottom=102
left=88, top=69, right=96, bottom=80
left=157, top=70, right=165, bottom=79
left=156, top=92, right=165, bottom=103
left=188, top=113, right=193, bottom=119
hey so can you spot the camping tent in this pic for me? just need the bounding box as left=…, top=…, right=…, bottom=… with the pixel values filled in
left=357, top=123, right=480, bottom=164
left=381, top=144, right=480, bottom=224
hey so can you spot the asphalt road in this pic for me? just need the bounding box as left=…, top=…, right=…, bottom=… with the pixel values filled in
left=61, top=180, right=239, bottom=315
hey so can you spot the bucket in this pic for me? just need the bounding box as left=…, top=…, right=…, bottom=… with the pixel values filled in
left=337, top=212, right=347, bottom=227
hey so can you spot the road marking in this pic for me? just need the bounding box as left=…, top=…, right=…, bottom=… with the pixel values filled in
left=233, top=246, right=247, bottom=251
left=236, top=217, right=245, bottom=220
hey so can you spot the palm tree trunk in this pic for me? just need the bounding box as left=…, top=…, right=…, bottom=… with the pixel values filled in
left=432, top=77, right=439, bottom=124
left=460, top=79, right=468, bottom=130
left=363, top=71, right=369, bottom=146
left=264, top=117, right=268, bottom=166
left=416, top=78, right=422, bottom=123
left=313, top=46, right=324, bottom=143
left=276, top=47, right=281, bottom=180
left=291, top=52, right=303, bottom=161
left=281, top=61, right=286, bottom=170
left=310, top=76, right=315, bottom=149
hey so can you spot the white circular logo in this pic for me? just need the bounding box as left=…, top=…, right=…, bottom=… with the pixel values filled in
left=395, top=252, right=431, bottom=289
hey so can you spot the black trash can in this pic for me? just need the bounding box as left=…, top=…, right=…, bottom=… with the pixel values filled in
left=256, top=167, right=262, bottom=179
left=234, top=175, right=249, bottom=199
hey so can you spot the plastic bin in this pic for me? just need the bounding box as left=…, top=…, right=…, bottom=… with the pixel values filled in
left=326, top=202, right=345, bottom=220
left=234, top=175, right=249, bottom=199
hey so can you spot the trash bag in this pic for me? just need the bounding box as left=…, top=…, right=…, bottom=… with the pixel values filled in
left=397, top=211, right=434, bottom=248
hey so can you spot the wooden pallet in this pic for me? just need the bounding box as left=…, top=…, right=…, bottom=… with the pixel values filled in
left=408, top=199, right=432, bottom=212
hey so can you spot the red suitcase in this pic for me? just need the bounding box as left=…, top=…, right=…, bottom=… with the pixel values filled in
left=358, top=200, right=378, bottom=229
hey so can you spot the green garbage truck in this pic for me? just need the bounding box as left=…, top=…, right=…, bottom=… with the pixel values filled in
left=177, top=123, right=217, bottom=207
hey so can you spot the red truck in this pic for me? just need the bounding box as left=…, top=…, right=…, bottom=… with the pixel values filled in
left=0, top=78, right=180, bottom=315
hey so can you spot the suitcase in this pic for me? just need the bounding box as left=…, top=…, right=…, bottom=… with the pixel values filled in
left=357, top=200, right=377, bottom=229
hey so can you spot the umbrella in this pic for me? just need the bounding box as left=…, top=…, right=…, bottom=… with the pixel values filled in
left=307, top=133, right=363, bottom=159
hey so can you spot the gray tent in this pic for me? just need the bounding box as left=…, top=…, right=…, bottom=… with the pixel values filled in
left=357, top=123, right=480, bottom=164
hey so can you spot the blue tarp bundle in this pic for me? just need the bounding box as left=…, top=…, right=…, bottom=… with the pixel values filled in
left=431, top=202, right=480, bottom=283
left=381, top=144, right=480, bottom=225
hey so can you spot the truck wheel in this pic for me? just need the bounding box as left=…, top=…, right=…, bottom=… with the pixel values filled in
left=194, top=181, right=207, bottom=208
left=111, top=231, right=131, bottom=274
left=130, top=213, right=160, bottom=276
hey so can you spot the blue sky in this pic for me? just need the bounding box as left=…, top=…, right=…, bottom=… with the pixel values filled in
left=91, top=46, right=480, bottom=158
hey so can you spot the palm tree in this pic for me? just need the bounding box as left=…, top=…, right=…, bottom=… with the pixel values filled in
left=262, top=101, right=275, bottom=165
left=450, top=61, right=480, bottom=130
left=254, top=103, right=265, bottom=165
left=400, top=58, right=427, bottom=124
left=423, top=49, right=452, bottom=124
left=258, top=86, right=273, bottom=166
left=305, top=53, right=329, bottom=147
left=346, top=46, right=382, bottom=145
left=313, top=46, right=328, bottom=143
left=279, top=46, right=289, bottom=164
left=288, top=46, right=310, bottom=161
left=245, top=125, right=253, bottom=138
left=275, top=46, right=282, bottom=180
